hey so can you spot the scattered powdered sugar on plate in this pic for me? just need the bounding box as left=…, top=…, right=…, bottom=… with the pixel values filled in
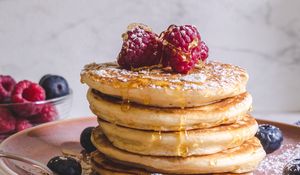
left=257, top=143, right=300, bottom=175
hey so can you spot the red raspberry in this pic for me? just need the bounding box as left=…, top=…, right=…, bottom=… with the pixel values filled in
left=161, top=25, right=209, bottom=73
left=15, top=119, right=32, bottom=132
left=199, top=41, right=209, bottom=61
left=12, top=80, right=45, bottom=103
left=167, top=53, right=198, bottom=74
left=11, top=80, right=46, bottom=117
left=0, top=75, right=16, bottom=103
left=117, top=23, right=162, bottom=69
left=0, top=107, right=16, bottom=134
left=31, top=104, right=58, bottom=123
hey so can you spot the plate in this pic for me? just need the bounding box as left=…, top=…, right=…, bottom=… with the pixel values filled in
left=0, top=116, right=97, bottom=175
left=0, top=117, right=299, bottom=175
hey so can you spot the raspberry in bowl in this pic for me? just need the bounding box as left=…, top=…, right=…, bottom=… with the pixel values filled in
left=0, top=74, right=72, bottom=140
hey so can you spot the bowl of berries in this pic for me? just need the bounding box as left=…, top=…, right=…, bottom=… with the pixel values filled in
left=0, top=74, right=72, bottom=140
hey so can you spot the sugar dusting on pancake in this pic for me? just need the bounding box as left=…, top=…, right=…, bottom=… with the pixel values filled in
left=81, top=61, right=248, bottom=91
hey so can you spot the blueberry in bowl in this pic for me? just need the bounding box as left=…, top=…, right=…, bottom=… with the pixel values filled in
left=255, top=124, right=283, bottom=154
left=39, top=74, right=70, bottom=99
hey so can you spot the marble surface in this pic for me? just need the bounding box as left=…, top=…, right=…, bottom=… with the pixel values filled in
left=0, top=0, right=300, bottom=117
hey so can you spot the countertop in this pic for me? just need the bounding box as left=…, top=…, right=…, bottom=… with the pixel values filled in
left=254, top=112, right=300, bottom=126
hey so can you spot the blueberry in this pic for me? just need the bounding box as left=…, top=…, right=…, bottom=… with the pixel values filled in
left=39, top=74, right=52, bottom=85
left=47, top=156, right=82, bottom=175
left=283, top=159, right=300, bottom=175
left=80, top=127, right=97, bottom=153
left=39, top=75, right=69, bottom=99
left=255, top=124, right=283, bottom=154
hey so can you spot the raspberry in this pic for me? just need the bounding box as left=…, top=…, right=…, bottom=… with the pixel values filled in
left=15, top=119, right=32, bottom=132
left=0, top=75, right=16, bottom=103
left=161, top=24, right=209, bottom=73
left=162, top=25, right=201, bottom=52
left=199, top=41, right=209, bottom=61
left=31, top=104, right=57, bottom=123
left=12, top=80, right=46, bottom=103
left=117, top=23, right=162, bottom=69
left=0, top=107, right=16, bottom=134
left=11, top=80, right=46, bottom=117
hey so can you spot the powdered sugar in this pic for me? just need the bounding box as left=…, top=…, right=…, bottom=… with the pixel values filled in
left=257, top=143, right=300, bottom=175
left=81, top=61, right=248, bottom=91
left=179, top=73, right=207, bottom=83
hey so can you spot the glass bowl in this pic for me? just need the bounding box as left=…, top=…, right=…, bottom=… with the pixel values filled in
left=0, top=90, right=73, bottom=140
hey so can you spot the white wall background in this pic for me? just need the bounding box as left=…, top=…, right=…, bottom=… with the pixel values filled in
left=0, top=0, right=300, bottom=117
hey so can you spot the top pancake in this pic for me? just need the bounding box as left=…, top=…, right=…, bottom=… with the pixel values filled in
left=81, top=61, right=248, bottom=107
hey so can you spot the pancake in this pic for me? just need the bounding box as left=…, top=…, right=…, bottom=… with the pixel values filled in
left=91, top=130, right=266, bottom=174
left=81, top=61, right=248, bottom=108
left=88, top=89, right=252, bottom=131
left=91, top=152, right=253, bottom=175
left=97, top=115, right=258, bottom=156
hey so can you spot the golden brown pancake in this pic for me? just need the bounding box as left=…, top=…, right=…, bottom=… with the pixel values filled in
left=97, top=115, right=258, bottom=156
left=81, top=61, right=248, bottom=108
left=88, top=89, right=252, bottom=131
left=91, top=152, right=253, bottom=175
left=91, top=129, right=265, bottom=174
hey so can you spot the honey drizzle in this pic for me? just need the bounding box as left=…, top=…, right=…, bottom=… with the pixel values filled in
left=121, top=99, right=131, bottom=112
left=150, top=130, right=162, bottom=152
left=115, top=75, right=168, bottom=150
left=177, top=115, right=189, bottom=157
left=151, top=131, right=162, bottom=142
left=209, top=159, right=218, bottom=166
left=113, top=74, right=173, bottom=111
left=119, top=81, right=131, bottom=112
left=143, top=95, right=151, bottom=105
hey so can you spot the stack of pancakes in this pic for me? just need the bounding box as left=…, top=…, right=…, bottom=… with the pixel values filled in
left=80, top=61, right=266, bottom=175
